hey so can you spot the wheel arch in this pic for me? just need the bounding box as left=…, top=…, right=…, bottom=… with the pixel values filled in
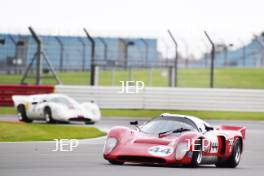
left=44, top=106, right=52, bottom=114
left=17, top=104, right=27, bottom=115
left=17, top=103, right=25, bottom=108
left=218, top=135, right=227, bottom=155
left=107, top=127, right=132, bottom=140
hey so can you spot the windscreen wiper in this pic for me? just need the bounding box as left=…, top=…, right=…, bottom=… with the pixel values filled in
left=158, top=128, right=190, bottom=138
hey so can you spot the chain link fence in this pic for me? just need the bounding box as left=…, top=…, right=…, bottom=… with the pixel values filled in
left=1, top=30, right=264, bottom=88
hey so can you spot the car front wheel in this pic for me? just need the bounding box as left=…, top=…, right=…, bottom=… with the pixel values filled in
left=44, top=108, right=56, bottom=123
left=85, top=120, right=95, bottom=125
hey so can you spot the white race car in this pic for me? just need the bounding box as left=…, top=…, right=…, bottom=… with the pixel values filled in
left=12, top=93, right=101, bottom=124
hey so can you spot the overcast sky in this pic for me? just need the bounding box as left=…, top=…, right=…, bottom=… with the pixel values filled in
left=0, top=0, right=263, bottom=58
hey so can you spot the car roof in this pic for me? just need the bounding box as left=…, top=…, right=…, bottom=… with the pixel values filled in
left=160, top=113, right=210, bottom=133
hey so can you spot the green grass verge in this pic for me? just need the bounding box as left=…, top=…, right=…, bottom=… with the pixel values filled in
left=0, top=107, right=16, bottom=114
left=102, top=109, right=264, bottom=120
left=0, top=121, right=106, bottom=142
left=1, top=107, right=264, bottom=120
left=1, top=68, right=264, bottom=88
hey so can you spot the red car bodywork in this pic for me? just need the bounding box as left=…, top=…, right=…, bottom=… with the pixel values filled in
left=103, top=114, right=246, bottom=167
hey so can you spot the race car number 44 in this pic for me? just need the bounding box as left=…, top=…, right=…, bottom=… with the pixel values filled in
left=148, top=145, right=174, bottom=157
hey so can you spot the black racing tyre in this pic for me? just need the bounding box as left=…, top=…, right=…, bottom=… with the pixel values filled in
left=17, top=105, right=32, bottom=123
left=215, top=139, right=242, bottom=168
left=108, top=160, right=124, bottom=165
left=188, top=138, right=202, bottom=167
left=44, top=108, right=56, bottom=123
left=85, top=120, right=95, bottom=125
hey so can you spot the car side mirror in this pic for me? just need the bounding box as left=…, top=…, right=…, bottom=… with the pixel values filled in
left=130, top=121, right=138, bottom=126
left=32, top=102, right=38, bottom=105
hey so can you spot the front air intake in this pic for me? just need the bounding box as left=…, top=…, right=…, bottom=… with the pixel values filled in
left=117, top=156, right=166, bottom=164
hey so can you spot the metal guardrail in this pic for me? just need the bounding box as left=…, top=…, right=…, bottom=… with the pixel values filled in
left=55, top=85, right=264, bottom=112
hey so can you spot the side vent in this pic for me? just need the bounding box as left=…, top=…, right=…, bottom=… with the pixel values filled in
left=218, top=136, right=226, bottom=155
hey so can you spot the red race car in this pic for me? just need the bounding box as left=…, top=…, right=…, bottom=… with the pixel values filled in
left=103, top=113, right=246, bottom=168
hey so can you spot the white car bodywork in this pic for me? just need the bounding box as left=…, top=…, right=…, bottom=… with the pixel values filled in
left=12, top=93, right=101, bottom=124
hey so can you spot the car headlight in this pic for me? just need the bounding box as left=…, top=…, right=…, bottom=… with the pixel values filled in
left=104, top=137, right=118, bottom=154
left=175, top=142, right=189, bottom=160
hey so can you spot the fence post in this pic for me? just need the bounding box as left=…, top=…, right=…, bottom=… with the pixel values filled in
left=119, top=39, right=134, bottom=81
left=29, top=27, right=43, bottom=85
left=204, top=31, right=215, bottom=88
left=78, top=37, right=86, bottom=71
left=83, top=28, right=96, bottom=86
left=55, top=36, right=64, bottom=72
left=21, top=26, right=61, bottom=85
left=168, top=30, right=178, bottom=87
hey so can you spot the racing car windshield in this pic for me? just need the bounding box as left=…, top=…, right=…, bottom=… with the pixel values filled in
left=140, top=116, right=198, bottom=135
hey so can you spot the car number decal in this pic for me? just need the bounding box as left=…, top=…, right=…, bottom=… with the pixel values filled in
left=211, top=142, right=218, bottom=153
left=204, top=133, right=218, bottom=153
left=148, top=145, right=174, bottom=157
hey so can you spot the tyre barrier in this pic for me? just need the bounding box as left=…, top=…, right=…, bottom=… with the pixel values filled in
left=0, top=84, right=54, bottom=106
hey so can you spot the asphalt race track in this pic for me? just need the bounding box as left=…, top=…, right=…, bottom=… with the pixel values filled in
left=0, top=115, right=264, bottom=176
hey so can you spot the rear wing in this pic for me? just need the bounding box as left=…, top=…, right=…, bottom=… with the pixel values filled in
left=12, top=95, right=31, bottom=107
left=12, top=94, right=49, bottom=107
left=217, top=125, right=246, bottom=139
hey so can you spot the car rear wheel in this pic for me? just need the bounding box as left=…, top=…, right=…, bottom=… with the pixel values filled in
left=44, top=108, right=56, bottom=123
left=215, top=139, right=242, bottom=168
left=17, top=105, right=32, bottom=123
left=108, top=160, right=124, bottom=165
